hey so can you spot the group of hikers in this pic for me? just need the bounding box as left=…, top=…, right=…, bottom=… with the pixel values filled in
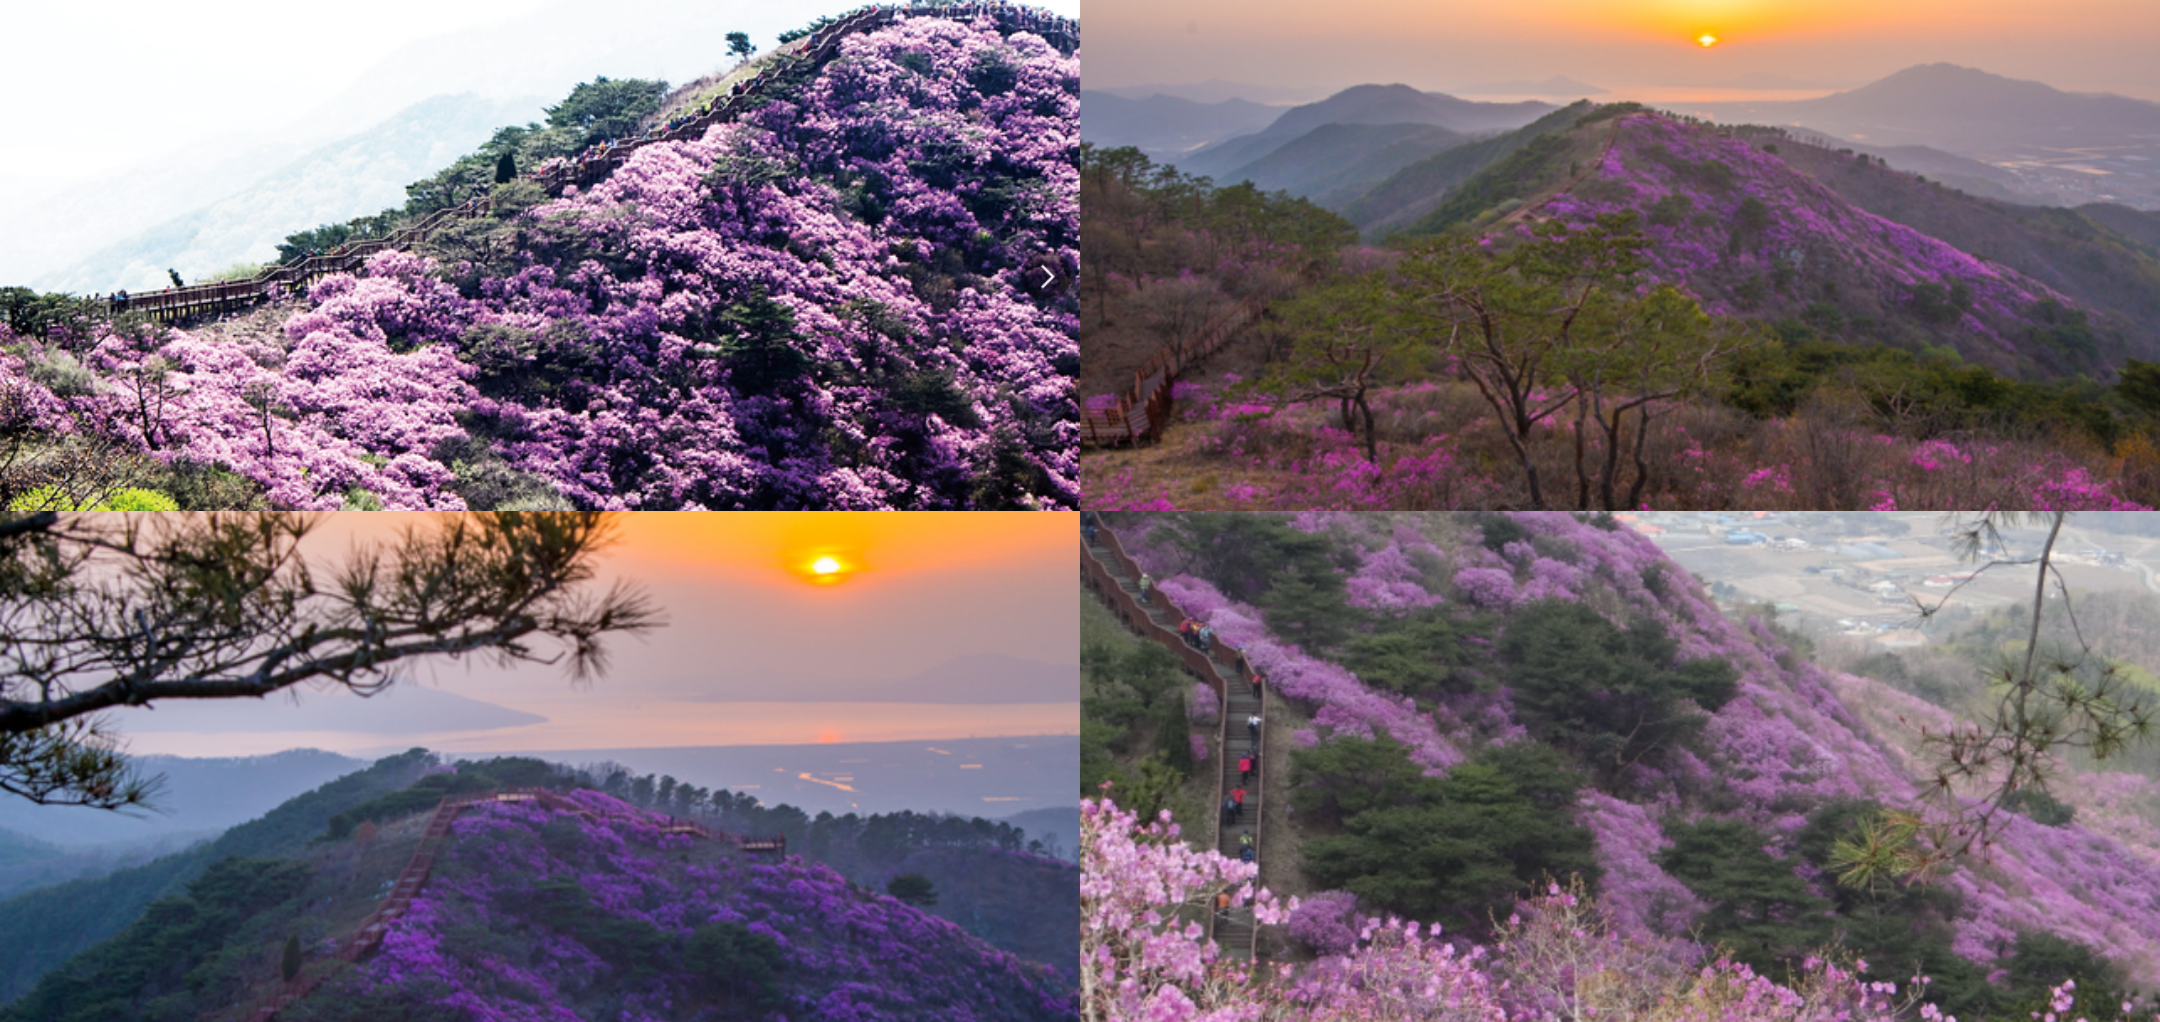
left=1222, top=671, right=1265, bottom=868
left=97, top=268, right=186, bottom=310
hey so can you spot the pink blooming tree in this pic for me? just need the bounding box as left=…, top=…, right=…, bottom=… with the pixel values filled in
left=1081, top=794, right=1286, bottom=1022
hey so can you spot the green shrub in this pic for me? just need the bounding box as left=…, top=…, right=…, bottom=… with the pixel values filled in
left=1296, top=738, right=1596, bottom=931
left=7, top=486, right=178, bottom=511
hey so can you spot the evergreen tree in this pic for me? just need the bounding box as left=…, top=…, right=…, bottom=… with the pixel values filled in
left=887, top=873, right=939, bottom=907
left=1658, top=818, right=1830, bottom=973
left=1298, top=739, right=1595, bottom=931
left=493, top=151, right=517, bottom=184
left=281, top=934, right=303, bottom=982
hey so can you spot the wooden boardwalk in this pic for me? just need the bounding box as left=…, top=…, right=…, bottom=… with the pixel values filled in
left=1082, top=298, right=1263, bottom=448
left=1081, top=521, right=1271, bottom=962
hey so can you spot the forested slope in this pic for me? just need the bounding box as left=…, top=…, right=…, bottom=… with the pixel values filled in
left=1088, top=511, right=2160, bottom=1020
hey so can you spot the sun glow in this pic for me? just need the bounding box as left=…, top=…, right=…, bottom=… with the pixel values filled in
left=1696, top=32, right=1719, bottom=46
left=802, top=553, right=854, bottom=585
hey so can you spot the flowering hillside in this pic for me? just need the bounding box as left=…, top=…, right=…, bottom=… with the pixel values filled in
left=0, top=12, right=1077, bottom=509
left=292, top=790, right=1076, bottom=1022
left=1534, top=112, right=2088, bottom=377
left=1091, top=511, right=2160, bottom=1018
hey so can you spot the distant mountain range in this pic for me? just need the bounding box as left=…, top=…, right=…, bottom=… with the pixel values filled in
left=1095, top=62, right=2160, bottom=378
left=1081, top=91, right=1283, bottom=159
left=1084, top=84, right=1557, bottom=181
left=34, top=93, right=546, bottom=294
left=1692, top=64, right=2160, bottom=152
left=0, top=749, right=366, bottom=847
left=1684, top=64, right=2160, bottom=208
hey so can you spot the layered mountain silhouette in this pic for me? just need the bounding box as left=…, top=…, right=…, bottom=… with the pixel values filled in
left=1362, top=104, right=2160, bottom=376
left=1081, top=84, right=1555, bottom=189
left=1695, top=64, right=2160, bottom=153
left=1080, top=91, right=1284, bottom=159
left=1104, top=63, right=2160, bottom=379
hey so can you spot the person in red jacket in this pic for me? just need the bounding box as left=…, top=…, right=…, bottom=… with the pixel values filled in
left=1238, top=753, right=1253, bottom=784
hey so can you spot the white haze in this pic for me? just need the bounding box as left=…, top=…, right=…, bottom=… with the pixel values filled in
left=1, top=0, right=1081, bottom=291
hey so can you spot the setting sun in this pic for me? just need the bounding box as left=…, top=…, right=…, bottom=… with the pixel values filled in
left=803, top=553, right=853, bottom=585
left=1696, top=33, right=1719, bottom=47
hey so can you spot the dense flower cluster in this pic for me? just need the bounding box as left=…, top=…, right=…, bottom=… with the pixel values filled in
left=345, top=789, right=1075, bottom=1021
left=1080, top=796, right=1283, bottom=1022
left=1087, top=790, right=1947, bottom=1022
left=1541, top=113, right=2067, bottom=371
left=6, top=14, right=1078, bottom=508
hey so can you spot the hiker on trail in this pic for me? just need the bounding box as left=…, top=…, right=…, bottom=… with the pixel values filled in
left=1248, top=714, right=1262, bottom=743
left=167, top=268, right=184, bottom=288
left=1138, top=573, right=1154, bottom=604
left=114, top=289, right=129, bottom=310
left=1241, top=845, right=1256, bottom=864
left=1231, top=787, right=1245, bottom=821
left=1082, top=509, right=1098, bottom=544
left=1251, top=671, right=1264, bottom=700
left=1239, top=832, right=1252, bottom=849
left=1215, top=891, right=1231, bottom=917
left=1180, top=619, right=1199, bottom=647
left=1221, top=796, right=1237, bottom=825
left=1238, top=753, right=1253, bottom=784
left=1198, top=625, right=1213, bottom=653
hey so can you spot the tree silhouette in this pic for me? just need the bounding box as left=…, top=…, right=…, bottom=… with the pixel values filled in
left=0, top=512, right=661, bottom=810
left=887, top=873, right=939, bottom=907
left=727, top=32, right=756, bottom=63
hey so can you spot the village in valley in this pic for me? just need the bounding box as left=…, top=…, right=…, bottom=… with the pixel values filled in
left=1633, top=512, right=2156, bottom=647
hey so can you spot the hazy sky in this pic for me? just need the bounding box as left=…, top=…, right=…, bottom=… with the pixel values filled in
left=8, top=0, right=1080, bottom=182
left=102, top=512, right=1078, bottom=759
left=1084, top=0, right=2160, bottom=101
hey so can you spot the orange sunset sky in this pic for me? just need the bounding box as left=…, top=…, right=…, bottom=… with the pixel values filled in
left=105, top=512, right=1079, bottom=759
left=1086, top=0, right=2160, bottom=101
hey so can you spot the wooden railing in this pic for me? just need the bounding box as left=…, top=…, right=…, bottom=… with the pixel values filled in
left=1080, top=521, right=1226, bottom=695
left=106, top=2, right=1077, bottom=324
left=1082, top=297, right=1262, bottom=447
left=1081, top=520, right=1268, bottom=962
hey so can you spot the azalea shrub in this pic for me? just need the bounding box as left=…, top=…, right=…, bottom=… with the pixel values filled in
left=1082, top=794, right=1977, bottom=1022
left=0, top=12, right=1079, bottom=509
left=304, top=791, right=1076, bottom=1021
